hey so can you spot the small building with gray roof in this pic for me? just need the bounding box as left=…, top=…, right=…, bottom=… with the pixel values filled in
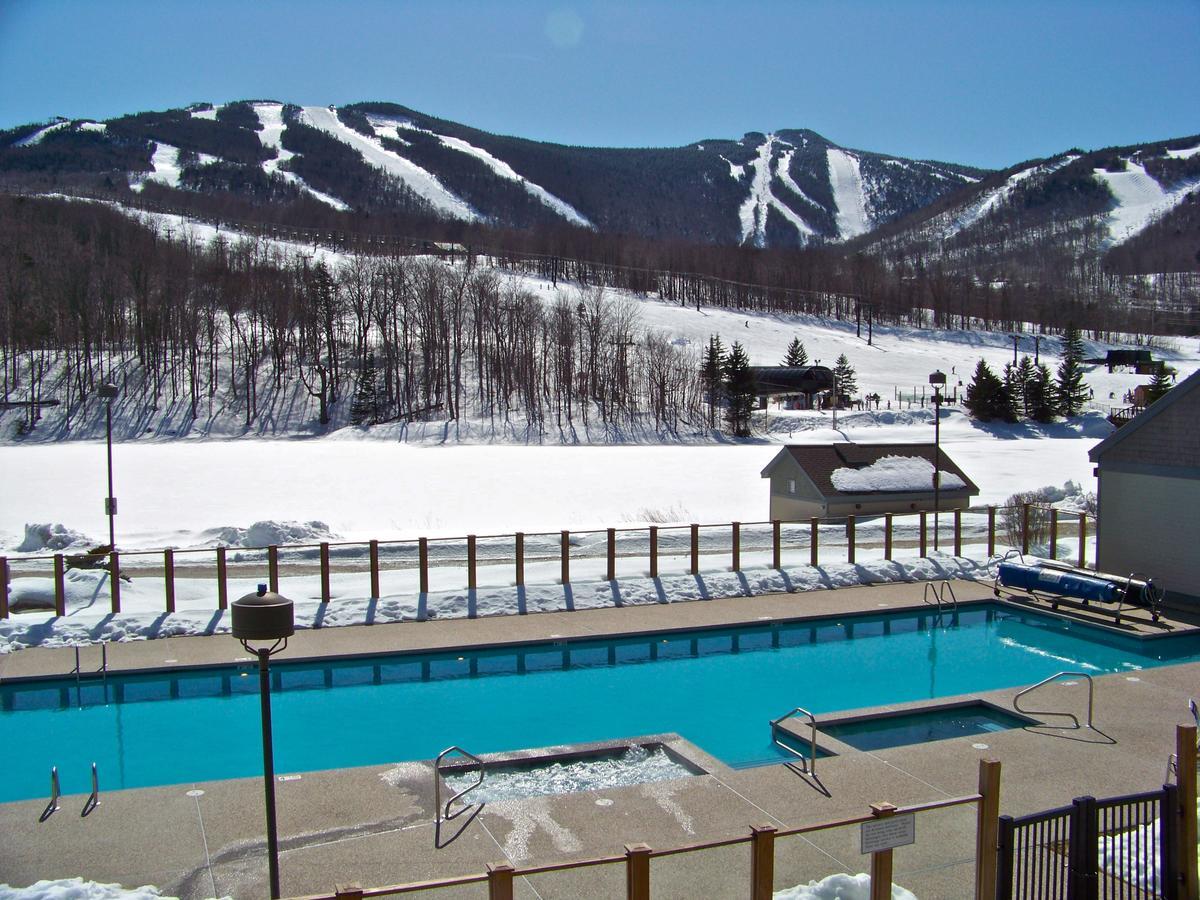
left=760, top=442, right=979, bottom=521
left=1088, top=367, right=1200, bottom=602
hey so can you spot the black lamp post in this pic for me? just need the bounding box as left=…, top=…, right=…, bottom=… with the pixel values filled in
left=929, top=370, right=946, bottom=552
left=98, top=383, right=119, bottom=549
left=231, top=585, right=295, bottom=899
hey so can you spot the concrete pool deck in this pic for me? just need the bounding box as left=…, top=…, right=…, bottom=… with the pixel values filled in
left=1, top=579, right=1197, bottom=898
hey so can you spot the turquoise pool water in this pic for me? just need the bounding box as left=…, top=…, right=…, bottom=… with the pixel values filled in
left=3, top=604, right=1198, bottom=803
left=819, top=705, right=1034, bottom=752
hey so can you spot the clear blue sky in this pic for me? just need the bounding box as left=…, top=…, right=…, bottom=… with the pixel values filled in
left=1, top=0, right=1196, bottom=169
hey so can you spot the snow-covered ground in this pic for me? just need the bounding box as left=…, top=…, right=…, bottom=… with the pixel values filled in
left=252, top=103, right=349, bottom=211
left=826, top=148, right=871, bottom=239
left=1093, top=158, right=1200, bottom=246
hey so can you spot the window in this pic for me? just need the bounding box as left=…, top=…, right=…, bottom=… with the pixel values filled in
left=787, top=479, right=797, bottom=494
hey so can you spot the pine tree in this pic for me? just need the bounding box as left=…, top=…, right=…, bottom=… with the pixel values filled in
left=700, top=335, right=726, bottom=429
left=1027, top=363, right=1056, bottom=423
left=832, top=353, right=857, bottom=399
left=1145, top=363, right=1176, bottom=405
left=964, top=359, right=1016, bottom=422
left=783, top=337, right=808, bottom=367
left=1013, top=356, right=1037, bottom=417
left=722, top=341, right=756, bottom=437
left=1055, top=325, right=1089, bottom=417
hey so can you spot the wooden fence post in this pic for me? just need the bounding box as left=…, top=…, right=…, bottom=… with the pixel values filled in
left=515, top=532, right=524, bottom=587
left=919, top=512, right=928, bottom=557
left=884, top=514, right=893, bottom=561
left=954, top=509, right=962, bottom=557
left=846, top=516, right=856, bottom=564
left=607, top=528, right=617, bottom=581
left=690, top=524, right=699, bottom=575
left=649, top=526, right=658, bottom=578
left=561, top=530, right=570, bottom=584
left=0, top=556, right=8, bottom=619
left=751, top=824, right=776, bottom=900
left=868, top=803, right=897, bottom=900
left=810, top=518, right=819, bottom=567
left=1049, top=509, right=1058, bottom=560
left=1078, top=514, right=1087, bottom=569
left=334, top=883, right=363, bottom=900
left=625, top=843, right=651, bottom=900
left=487, top=862, right=515, bottom=900
left=54, top=553, right=67, bottom=617
left=164, top=548, right=175, bottom=614
left=467, top=535, right=477, bottom=590
left=732, top=521, right=741, bottom=571
left=1021, top=504, right=1031, bottom=555
left=987, top=506, right=996, bottom=558
left=369, top=539, right=380, bottom=599
left=216, top=546, right=228, bottom=610
left=268, top=545, right=279, bottom=593
left=320, top=542, right=331, bottom=602
left=772, top=520, right=781, bottom=570
left=975, top=758, right=1002, bottom=900
left=109, top=551, right=121, bottom=614
left=1178, top=724, right=1198, bottom=899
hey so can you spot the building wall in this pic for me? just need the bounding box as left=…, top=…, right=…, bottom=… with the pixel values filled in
left=1104, top=390, right=1200, bottom=468
left=768, top=471, right=824, bottom=521
left=1096, top=469, right=1200, bottom=600
left=826, top=495, right=973, bottom=517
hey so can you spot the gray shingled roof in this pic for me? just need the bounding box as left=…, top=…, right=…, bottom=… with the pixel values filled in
left=764, top=443, right=980, bottom=498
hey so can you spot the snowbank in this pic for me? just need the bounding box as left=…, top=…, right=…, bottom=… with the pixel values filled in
left=0, top=880, right=171, bottom=900
left=17, top=523, right=91, bottom=553
left=775, top=872, right=916, bottom=899
left=0, top=554, right=987, bottom=653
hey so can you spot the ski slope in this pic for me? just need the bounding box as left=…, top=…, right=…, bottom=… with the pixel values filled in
left=826, top=148, right=870, bottom=239
left=1093, top=158, right=1200, bottom=246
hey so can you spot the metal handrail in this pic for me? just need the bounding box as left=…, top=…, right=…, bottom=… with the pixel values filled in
left=770, top=706, right=818, bottom=775
left=82, top=762, right=100, bottom=817
left=1013, top=671, right=1096, bottom=729
left=923, top=580, right=958, bottom=616
left=434, top=745, right=484, bottom=823
left=39, top=767, right=60, bottom=822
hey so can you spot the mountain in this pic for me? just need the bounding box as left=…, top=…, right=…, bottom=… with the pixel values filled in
left=0, top=100, right=987, bottom=247
left=851, top=135, right=1200, bottom=278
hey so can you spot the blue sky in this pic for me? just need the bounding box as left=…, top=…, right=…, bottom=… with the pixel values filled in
left=1, top=0, right=1196, bottom=169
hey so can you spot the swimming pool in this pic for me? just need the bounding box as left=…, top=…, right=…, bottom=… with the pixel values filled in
left=2, top=604, right=1198, bottom=803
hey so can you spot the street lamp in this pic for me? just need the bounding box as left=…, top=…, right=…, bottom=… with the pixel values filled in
left=231, top=585, right=295, bottom=899
left=929, top=370, right=946, bottom=552
left=98, top=383, right=119, bottom=549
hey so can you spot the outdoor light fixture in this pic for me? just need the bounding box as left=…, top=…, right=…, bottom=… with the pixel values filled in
left=231, top=585, right=295, bottom=899
left=928, top=370, right=946, bottom=552
left=98, top=383, right=119, bottom=549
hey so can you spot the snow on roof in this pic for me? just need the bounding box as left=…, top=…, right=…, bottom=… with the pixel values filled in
left=831, top=454, right=966, bottom=493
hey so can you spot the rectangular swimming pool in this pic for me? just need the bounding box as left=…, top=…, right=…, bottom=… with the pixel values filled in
left=818, top=702, right=1036, bottom=752
left=2, top=604, right=1197, bottom=803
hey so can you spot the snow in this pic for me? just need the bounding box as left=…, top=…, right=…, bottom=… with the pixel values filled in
left=1093, top=158, right=1200, bottom=246
left=720, top=155, right=745, bottom=180
left=299, top=106, right=476, bottom=221
left=131, top=143, right=183, bottom=191
left=0, top=880, right=171, bottom=900
left=776, top=149, right=823, bottom=210
left=774, top=873, right=916, bottom=899
left=1165, top=143, right=1200, bottom=160
left=831, top=455, right=966, bottom=492
left=942, top=156, right=1077, bottom=238
left=251, top=103, right=349, bottom=211
left=740, top=135, right=816, bottom=245
left=372, top=116, right=591, bottom=227
left=189, top=106, right=218, bottom=120
left=13, top=121, right=71, bottom=147
left=78, top=122, right=107, bottom=133
left=826, top=148, right=871, bottom=240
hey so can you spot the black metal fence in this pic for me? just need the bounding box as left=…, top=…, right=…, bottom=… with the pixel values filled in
left=997, top=786, right=1180, bottom=899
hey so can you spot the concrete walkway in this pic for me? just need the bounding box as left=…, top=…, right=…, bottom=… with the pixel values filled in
left=0, top=580, right=1196, bottom=898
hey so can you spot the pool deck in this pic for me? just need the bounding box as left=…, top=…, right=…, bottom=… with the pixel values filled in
left=1, top=579, right=1197, bottom=898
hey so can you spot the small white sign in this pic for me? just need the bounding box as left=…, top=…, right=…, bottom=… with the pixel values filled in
left=860, top=814, right=916, bottom=854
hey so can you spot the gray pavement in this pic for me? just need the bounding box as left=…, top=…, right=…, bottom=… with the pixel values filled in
left=0, top=580, right=1197, bottom=899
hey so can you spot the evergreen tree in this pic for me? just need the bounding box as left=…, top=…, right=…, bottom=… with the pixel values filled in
left=1012, top=355, right=1037, bottom=417
left=350, top=353, right=380, bottom=425
left=1145, top=363, right=1176, bottom=405
left=722, top=341, right=756, bottom=437
left=1026, top=363, right=1057, bottom=423
left=700, top=335, right=726, bottom=429
left=1055, top=325, right=1089, bottom=417
left=783, top=337, right=808, bottom=367
left=964, top=359, right=1016, bottom=422
left=832, top=353, right=857, bottom=399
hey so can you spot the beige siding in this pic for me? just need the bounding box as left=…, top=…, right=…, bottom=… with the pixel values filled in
left=1103, top=390, right=1200, bottom=468
left=768, top=471, right=824, bottom=520
left=1096, top=470, right=1200, bottom=599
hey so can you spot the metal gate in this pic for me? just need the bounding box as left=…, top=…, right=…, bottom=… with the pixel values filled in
left=996, top=786, right=1180, bottom=899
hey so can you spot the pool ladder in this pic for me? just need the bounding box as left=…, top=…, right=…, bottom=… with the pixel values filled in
left=1013, top=671, right=1096, bottom=730
left=72, top=644, right=108, bottom=683
left=39, top=762, right=100, bottom=822
left=434, top=745, right=484, bottom=825
left=769, top=706, right=819, bottom=775
left=923, top=580, right=958, bottom=620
